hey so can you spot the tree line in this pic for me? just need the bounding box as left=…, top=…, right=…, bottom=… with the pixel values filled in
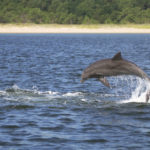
left=0, top=0, right=150, bottom=24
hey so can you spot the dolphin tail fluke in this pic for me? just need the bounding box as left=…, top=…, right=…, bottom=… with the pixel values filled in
left=99, top=77, right=110, bottom=88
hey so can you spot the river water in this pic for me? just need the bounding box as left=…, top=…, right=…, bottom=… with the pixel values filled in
left=0, top=34, right=150, bottom=150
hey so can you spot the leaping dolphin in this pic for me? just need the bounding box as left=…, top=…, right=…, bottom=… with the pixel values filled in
left=81, top=52, right=150, bottom=102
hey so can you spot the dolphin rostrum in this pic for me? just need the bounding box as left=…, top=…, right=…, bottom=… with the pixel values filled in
left=81, top=52, right=150, bottom=88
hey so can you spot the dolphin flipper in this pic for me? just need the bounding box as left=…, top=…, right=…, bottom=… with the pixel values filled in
left=99, top=77, right=110, bottom=88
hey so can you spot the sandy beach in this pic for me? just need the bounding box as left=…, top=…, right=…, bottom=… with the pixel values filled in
left=0, top=24, right=150, bottom=33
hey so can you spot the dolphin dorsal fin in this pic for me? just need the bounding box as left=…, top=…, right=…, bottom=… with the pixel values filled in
left=112, top=52, right=123, bottom=61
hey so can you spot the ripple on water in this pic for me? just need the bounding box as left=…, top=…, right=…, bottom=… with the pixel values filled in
left=0, top=34, right=150, bottom=149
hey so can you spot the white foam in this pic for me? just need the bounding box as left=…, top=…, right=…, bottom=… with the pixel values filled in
left=12, top=84, right=20, bottom=90
left=1, top=84, right=85, bottom=101
left=46, top=91, right=59, bottom=95
left=0, top=90, right=6, bottom=96
left=62, top=92, right=82, bottom=97
left=81, top=98, right=87, bottom=102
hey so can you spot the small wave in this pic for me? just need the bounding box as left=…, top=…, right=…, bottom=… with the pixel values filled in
left=62, top=92, right=82, bottom=97
left=1, top=76, right=150, bottom=104
left=0, top=90, right=7, bottom=96
left=47, top=91, right=59, bottom=95
left=0, top=85, right=86, bottom=103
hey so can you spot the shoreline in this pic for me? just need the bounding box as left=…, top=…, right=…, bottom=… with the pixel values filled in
left=0, top=24, right=150, bottom=34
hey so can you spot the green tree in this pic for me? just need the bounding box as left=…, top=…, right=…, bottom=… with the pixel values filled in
left=0, top=0, right=150, bottom=24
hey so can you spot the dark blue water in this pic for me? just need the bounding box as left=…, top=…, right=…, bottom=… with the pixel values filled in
left=0, top=34, right=150, bottom=150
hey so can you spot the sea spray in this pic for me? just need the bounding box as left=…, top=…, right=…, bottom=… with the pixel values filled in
left=120, top=77, right=150, bottom=103
left=1, top=77, right=150, bottom=104
left=107, top=76, right=138, bottom=100
left=107, top=76, right=150, bottom=103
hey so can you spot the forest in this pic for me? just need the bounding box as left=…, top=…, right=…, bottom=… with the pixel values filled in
left=0, top=0, right=150, bottom=24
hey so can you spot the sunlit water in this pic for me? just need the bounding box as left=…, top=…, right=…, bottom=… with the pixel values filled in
left=0, top=34, right=150, bottom=149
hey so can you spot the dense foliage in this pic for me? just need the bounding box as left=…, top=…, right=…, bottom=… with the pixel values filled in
left=0, top=0, right=150, bottom=24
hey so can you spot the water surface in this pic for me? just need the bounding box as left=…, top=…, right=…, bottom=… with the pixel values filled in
left=0, top=34, right=150, bottom=150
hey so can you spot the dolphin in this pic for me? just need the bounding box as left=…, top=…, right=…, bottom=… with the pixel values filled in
left=81, top=52, right=150, bottom=86
left=81, top=52, right=150, bottom=102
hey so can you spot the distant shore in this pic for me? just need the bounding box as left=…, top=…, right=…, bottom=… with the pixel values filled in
left=0, top=24, right=150, bottom=33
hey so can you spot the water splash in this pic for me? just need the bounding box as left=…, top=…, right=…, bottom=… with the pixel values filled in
left=0, top=85, right=85, bottom=103
left=119, top=77, right=150, bottom=103
left=1, top=77, right=150, bottom=104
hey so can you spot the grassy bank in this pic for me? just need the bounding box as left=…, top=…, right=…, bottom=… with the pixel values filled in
left=1, top=23, right=150, bottom=28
